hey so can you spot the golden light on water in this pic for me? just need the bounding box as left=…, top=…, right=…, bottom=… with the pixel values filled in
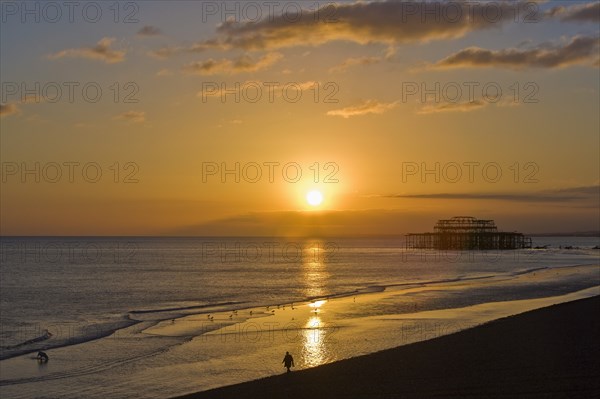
left=302, top=240, right=330, bottom=299
left=309, top=300, right=327, bottom=309
left=300, top=240, right=332, bottom=367
left=302, top=315, right=328, bottom=368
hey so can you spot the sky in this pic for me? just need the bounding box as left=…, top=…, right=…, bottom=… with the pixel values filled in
left=1, top=0, right=599, bottom=236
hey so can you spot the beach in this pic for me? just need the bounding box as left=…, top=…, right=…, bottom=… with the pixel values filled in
left=174, top=295, right=600, bottom=399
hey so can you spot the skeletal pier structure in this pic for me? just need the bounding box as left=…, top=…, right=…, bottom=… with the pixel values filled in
left=406, top=216, right=532, bottom=250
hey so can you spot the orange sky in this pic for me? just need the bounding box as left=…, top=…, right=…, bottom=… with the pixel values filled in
left=1, top=1, right=599, bottom=236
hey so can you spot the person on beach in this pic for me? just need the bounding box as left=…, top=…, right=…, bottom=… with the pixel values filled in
left=37, top=351, right=49, bottom=362
left=282, top=351, right=294, bottom=373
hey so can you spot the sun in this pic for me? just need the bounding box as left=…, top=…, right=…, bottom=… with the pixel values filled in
left=306, top=190, right=323, bottom=206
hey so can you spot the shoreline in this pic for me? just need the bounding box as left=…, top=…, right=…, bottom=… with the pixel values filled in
left=173, top=295, right=600, bottom=399
left=5, top=261, right=593, bottom=361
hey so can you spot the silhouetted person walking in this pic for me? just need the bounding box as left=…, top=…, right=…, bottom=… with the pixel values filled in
left=282, top=351, right=294, bottom=373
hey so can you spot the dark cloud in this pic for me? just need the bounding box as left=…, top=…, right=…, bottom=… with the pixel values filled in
left=171, top=209, right=429, bottom=236
left=435, top=35, right=600, bottom=69
left=546, top=2, right=600, bottom=22
left=152, top=1, right=533, bottom=56
left=385, top=186, right=600, bottom=203
left=137, top=25, right=162, bottom=37
left=183, top=52, right=282, bottom=75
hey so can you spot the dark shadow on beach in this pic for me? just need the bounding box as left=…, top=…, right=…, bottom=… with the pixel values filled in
left=173, top=296, right=600, bottom=399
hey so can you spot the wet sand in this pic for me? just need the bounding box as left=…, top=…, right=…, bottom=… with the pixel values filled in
left=173, top=295, right=600, bottom=399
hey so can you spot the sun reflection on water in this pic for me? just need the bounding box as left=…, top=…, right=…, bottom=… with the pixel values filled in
left=302, top=315, right=329, bottom=368
left=300, top=240, right=332, bottom=367
left=301, top=240, right=330, bottom=299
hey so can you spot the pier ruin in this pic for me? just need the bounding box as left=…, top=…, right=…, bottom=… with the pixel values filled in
left=406, top=216, right=532, bottom=250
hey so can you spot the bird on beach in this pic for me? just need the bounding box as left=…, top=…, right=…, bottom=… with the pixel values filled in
left=207, top=314, right=211, bottom=319
left=250, top=310, right=253, bottom=315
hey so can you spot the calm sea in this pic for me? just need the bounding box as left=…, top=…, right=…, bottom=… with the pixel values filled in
left=0, top=236, right=598, bottom=397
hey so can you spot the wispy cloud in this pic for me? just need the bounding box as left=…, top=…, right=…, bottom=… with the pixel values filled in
left=1, top=96, right=45, bottom=118
left=115, top=110, right=146, bottom=123
left=137, top=25, right=162, bottom=37
left=326, top=100, right=398, bottom=118
left=183, top=52, right=282, bottom=75
left=417, top=100, right=487, bottom=114
left=385, top=186, right=600, bottom=203
left=0, top=103, right=19, bottom=118
left=434, top=35, right=600, bottom=70
left=48, top=37, right=126, bottom=64
left=546, top=2, right=600, bottom=22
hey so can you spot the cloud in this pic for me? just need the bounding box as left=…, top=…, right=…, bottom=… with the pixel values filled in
left=48, top=37, right=126, bottom=64
left=0, top=95, right=46, bottom=118
left=115, top=110, right=146, bottom=123
left=417, top=100, right=487, bottom=114
left=171, top=209, right=430, bottom=236
left=326, top=100, right=398, bottom=118
left=183, top=52, right=282, bottom=75
left=546, top=2, right=600, bottom=22
left=215, top=1, right=534, bottom=50
left=385, top=186, right=600, bottom=203
left=0, top=103, right=19, bottom=118
left=153, top=1, right=533, bottom=56
left=137, top=25, right=162, bottom=37
left=435, top=35, right=600, bottom=69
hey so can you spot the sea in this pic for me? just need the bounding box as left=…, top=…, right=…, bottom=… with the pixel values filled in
left=0, top=236, right=599, bottom=398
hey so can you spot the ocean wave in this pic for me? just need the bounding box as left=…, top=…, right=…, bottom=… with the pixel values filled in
left=2, top=329, right=53, bottom=350
left=0, top=318, right=139, bottom=361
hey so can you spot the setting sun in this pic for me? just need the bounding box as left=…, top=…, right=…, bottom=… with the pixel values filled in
left=306, top=190, right=324, bottom=206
